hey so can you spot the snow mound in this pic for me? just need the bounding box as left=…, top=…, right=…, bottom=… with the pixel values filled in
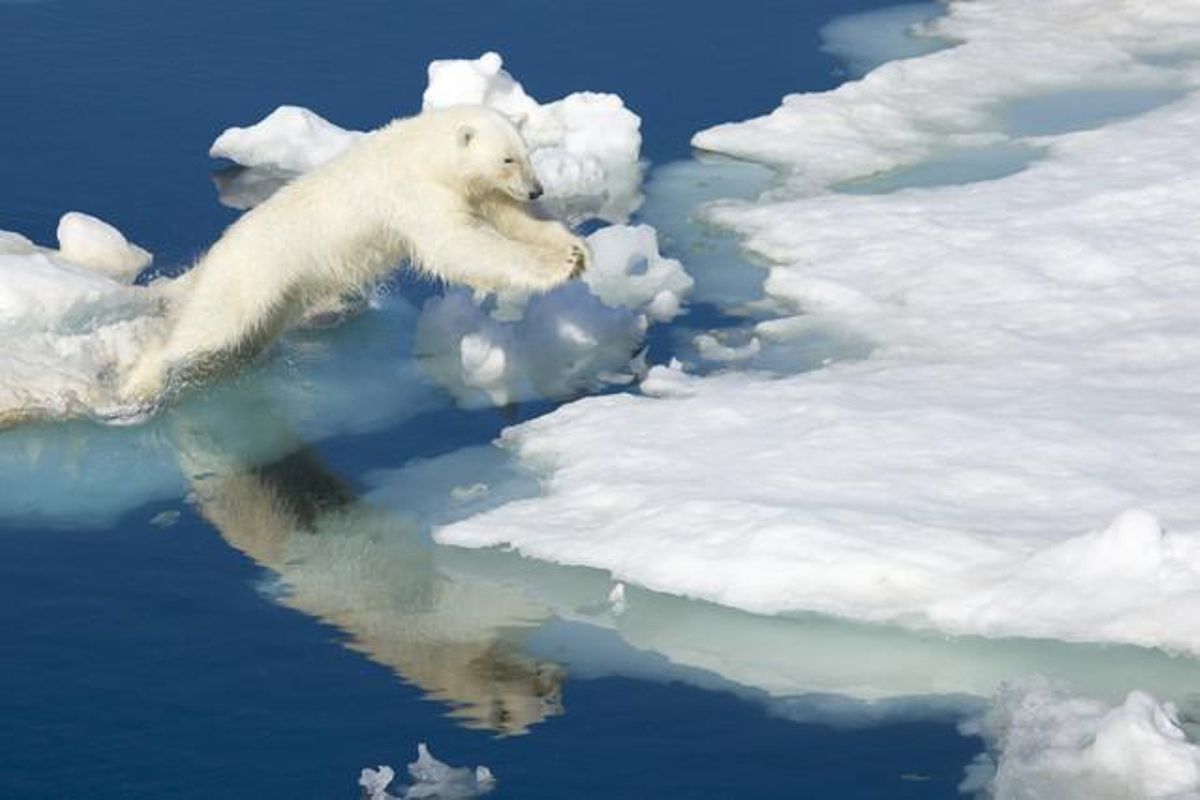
left=583, top=224, right=693, bottom=322
left=1, top=211, right=152, bottom=284
left=415, top=224, right=687, bottom=407
left=962, top=680, right=1200, bottom=799
left=434, top=0, right=1200, bottom=654
left=211, top=53, right=642, bottom=223
left=209, top=104, right=361, bottom=174
left=360, top=743, right=495, bottom=800
left=422, top=50, right=536, bottom=119
left=55, top=211, right=152, bottom=283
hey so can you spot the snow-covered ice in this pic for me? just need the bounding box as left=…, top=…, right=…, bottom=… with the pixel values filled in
left=692, top=0, right=1199, bottom=189
left=0, top=287, right=438, bottom=528
left=0, top=216, right=166, bottom=427
left=211, top=52, right=642, bottom=224
left=415, top=224, right=688, bottom=408
left=961, top=680, right=1200, bottom=799
left=367, top=453, right=1200, bottom=721
left=209, top=105, right=361, bottom=174
left=54, top=211, right=152, bottom=283
left=436, top=0, right=1200, bottom=659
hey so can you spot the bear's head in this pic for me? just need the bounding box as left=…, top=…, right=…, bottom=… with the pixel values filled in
left=452, top=107, right=543, bottom=203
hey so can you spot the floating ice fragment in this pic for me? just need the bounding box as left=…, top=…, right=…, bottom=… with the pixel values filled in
left=964, top=679, right=1200, bottom=799
left=407, top=743, right=495, bottom=798
left=209, top=105, right=361, bottom=173
left=358, top=745, right=494, bottom=799
left=582, top=224, right=692, bottom=321
left=148, top=509, right=180, bottom=529
left=415, top=224, right=689, bottom=408
left=693, top=332, right=762, bottom=363
left=360, top=765, right=397, bottom=800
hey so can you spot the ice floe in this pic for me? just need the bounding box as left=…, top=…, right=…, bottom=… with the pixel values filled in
left=415, top=224, right=687, bottom=407
left=210, top=105, right=361, bottom=174
left=0, top=216, right=166, bottom=427
left=54, top=211, right=152, bottom=283
left=360, top=744, right=494, bottom=799
left=436, top=0, right=1200, bottom=657
left=212, top=52, right=642, bottom=224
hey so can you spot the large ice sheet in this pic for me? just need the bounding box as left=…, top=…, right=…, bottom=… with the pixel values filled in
left=211, top=52, right=642, bottom=224
left=435, top=1, right=1200, bottom=656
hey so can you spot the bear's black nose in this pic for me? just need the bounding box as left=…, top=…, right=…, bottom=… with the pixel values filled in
left=528, top=183, right=544, bottom=200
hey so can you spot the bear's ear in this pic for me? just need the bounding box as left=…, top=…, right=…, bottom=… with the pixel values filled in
left=457, top=125, right=476, bottom=149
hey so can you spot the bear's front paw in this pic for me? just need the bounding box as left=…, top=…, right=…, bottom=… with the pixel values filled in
left=566, top=242, right=590, bottom=279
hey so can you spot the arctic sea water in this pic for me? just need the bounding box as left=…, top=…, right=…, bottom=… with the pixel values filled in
left=2, top=1, right=1194, bottom=798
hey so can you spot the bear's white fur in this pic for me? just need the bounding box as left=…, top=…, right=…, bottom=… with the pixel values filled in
left=122, top=105, right=588, bottom=403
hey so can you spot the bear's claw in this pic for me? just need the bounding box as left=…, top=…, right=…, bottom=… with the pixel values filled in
left=567, top=243, right=588, bottom=279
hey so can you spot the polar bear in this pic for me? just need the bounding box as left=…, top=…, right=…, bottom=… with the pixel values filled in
left=122, top=104, right=589, bottom=404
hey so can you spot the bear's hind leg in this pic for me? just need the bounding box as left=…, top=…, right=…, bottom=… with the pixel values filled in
left=121, top=288, right=286, bottom=406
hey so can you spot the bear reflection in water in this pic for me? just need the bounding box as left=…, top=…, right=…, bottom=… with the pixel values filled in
left=173, top=407, right=563, bottom=735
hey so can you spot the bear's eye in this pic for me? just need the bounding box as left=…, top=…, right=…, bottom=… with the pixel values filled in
left=502, top=157, right=516, bottom=165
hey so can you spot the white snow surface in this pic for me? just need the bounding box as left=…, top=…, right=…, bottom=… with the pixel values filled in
left=211, top=53, right=642, bottom=223
left=54, top=211, right=152, bottom=283
left=209, top=105, right=361, bottom=174
left=962, top=680, right=1200, bottom=799
left=435, top=0, right=1200, bottom=655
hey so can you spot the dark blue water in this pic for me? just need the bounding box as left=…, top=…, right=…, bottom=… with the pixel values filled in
left=0, top=1, right=986, bottom=797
